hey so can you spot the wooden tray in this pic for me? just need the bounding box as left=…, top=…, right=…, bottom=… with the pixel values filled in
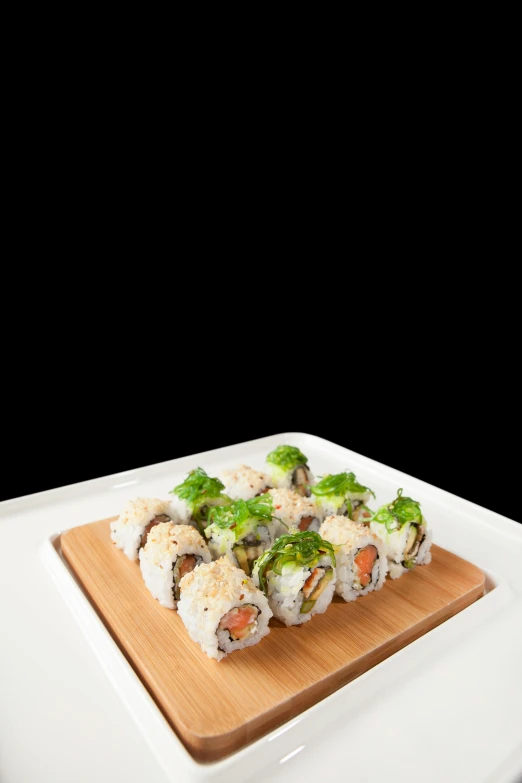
left=61, top=518, right=485, bottom=762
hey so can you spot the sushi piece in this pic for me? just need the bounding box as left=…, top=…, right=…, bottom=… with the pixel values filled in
left=268, top=487, right=321, bottom=534
left=221, top=464, right=272, bottom=501
left=169, top=467, right=231, bottom=532
left=369, top=489, right=432, bottom=579
left=318, top=515, right=387, bottom=601
left=253, top=531, right=336, bottom=626
left=139, top=522, right=212, bottom=609
left=110, top=497, right=173, bottom=561
left=177, top=557, right=272, bottom=661
left=311, top=471, right=375, bottom=522
left=265, top=445, right=314, bottom=497
left=204, top=495, right=277, bottom=575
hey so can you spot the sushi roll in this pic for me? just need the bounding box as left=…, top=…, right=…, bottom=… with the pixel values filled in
left=139, top=522, right=212, bottom=609
left=205, top=495, right=277, bottom=575
left=318, top=515, right=387, bottom=601
left=369, top=489, right=433, bottom=579
left=110, top=497, right=173, bottom=561
left=221, top=464, right=272, bottom=501
left=268, top=487, right=321, bottom=534
left=177, top=557, right=272, bottom=661
left=311, top=471, right=375, bottom=522
left=265, top=445, right=314, bottom=497
left=169, top=467, right=231, bottom=532
left=253, top=531, right=336, bottom=626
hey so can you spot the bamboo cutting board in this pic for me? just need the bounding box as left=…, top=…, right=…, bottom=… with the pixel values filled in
left=61, top=518, right=485, bottom=762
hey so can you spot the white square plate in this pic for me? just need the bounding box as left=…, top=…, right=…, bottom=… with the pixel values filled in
left=1, top=432, right=521, bottom=783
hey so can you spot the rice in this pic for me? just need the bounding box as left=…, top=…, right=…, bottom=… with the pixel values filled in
left=319, top=515, right=387, bottom=601
left=257, top=554, right=336, bottom=625
left=375, top=524, right=433, bottom=579
left=110, top=497, right=173, bottom=560
left=221, top=464, right=272, bottom=501
left=177, top=557, right=272, bottom=661
left=139, top=522, right=211, bottom=608
left=268, top=488, right=320, bottom=535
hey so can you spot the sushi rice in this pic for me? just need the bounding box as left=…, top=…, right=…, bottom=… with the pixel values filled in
left=221, top=464, right=272, bottom=501
left=177, top=557, right=272, bottom=661
left=139, top=522, right=212, bottom=609
left=110, top=497, right=173, bottom=561
left=319, top=515, right=387, bottom=601
left=268, top=487, right=321, bottom=534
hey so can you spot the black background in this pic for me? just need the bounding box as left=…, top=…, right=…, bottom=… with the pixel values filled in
left=3, top=377, right=520, bottom=524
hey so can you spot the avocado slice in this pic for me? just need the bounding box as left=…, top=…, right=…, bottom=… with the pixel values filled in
left=300, top=599, right=316, bottom=614
left=234, top=546, right=250, bottom=575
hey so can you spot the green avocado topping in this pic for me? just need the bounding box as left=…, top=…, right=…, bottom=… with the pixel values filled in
left=255, top=531, right=335, bottom=595
left=266, top=445, right=308, bottom=472
left=371, top=488, right=424, bottom=533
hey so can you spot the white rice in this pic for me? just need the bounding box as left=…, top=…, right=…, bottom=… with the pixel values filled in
left=370, top=520, right=433, bottom=579
left=253, top=553, right=336, bottom=626
left=110, top=497, right=172, bottom=561
left=319, top=515, right=387, bottom=601
left=268, top=488, right=320, bottom=535
left=139, top=522, right=211, bottom=609
left=221, top=464, right=272, bottom=501
left=177, top=557, right=272, bottom=661
left=167, top=493, right=193, bottom=525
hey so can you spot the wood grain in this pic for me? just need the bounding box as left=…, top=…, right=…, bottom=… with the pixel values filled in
left=61, top=518, right=485, bottom=762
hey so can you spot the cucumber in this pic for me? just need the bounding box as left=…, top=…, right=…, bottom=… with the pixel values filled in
left=300, top=599, right=316, bottom=614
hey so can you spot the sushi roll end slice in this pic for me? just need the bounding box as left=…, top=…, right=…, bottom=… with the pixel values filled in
left=110, top=497, right=173, bottom=561
left=205, top=495, right=276, bottom=575
left=369, top=489, right=432, bottom=579
left=253, top=530, right=336, bottom=625
left=177, top=557, right=272, bottom=661
left=266, top=445, right=314, bottom=497
left=221, top=464, right=272, bottom=501
left=139, top=522, right=212, bottom=609
left=169, top=467, right=231, bottom=531
left=311, top=471, right=375, bottom=522
left=268, top=487, right=321, bottom=534
left=319, top=515, right=387, bottom=601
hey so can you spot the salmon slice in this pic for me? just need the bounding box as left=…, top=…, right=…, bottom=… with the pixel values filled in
left=354, top=545, right=377, bottom=587
left=178, top=554, right=196, bottom=580
left=298, top=515, right=314, bottom=531
left=218, top=605, right=258, bottom=640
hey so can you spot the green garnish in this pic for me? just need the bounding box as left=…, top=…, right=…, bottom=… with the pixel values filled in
left=371, top=488, right=424, bottom=533
left=207, top=495, right=274, bottom=539
left=255, top=531, right=335, bottom=595
left=170, top=467, right=225, bottom=510
left=266, top=445, right=308, bottom=472
left=311, top=471, right=375, bottom=499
